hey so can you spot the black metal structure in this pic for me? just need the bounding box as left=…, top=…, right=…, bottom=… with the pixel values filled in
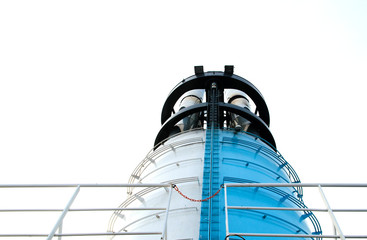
left=154, top=66, right=276, bottom=149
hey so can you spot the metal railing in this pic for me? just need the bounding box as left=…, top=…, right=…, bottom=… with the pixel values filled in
left=221, top=129, right=304, bottom=200
left=107, top=177, right=200, bottom=232
left=127, top=132, right=205, bottom=195
left=1, top=183, right=367, bottom=239
left=224, top=183, right=367, bottom=239
left=0, top=183, right=172, bottom=240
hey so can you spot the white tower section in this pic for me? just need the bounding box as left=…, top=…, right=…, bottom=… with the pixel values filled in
left=108, top=130, right=206, bottom=240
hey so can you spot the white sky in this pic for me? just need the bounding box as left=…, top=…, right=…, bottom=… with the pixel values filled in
left=0, top=0, right=367, bottom=236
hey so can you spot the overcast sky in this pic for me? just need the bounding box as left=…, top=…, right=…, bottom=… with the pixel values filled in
left=1, top=0, right=367, bottom=237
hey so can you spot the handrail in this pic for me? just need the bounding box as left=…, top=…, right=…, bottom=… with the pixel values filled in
left=0, top=232, right=163, bottom=237
left=108, top=177, right=199, bottom=232
left=1, top=183, right=366, bottom=239
left=224, top=183, right=367, bottom=240
left=139, top=158, right=202, bottom=182
left=0, top=207, right=167, bottom=212
left=0, top=183, right=172, bottom=239
left=127, top=133, right=205, bottom=195
left=116, top=207, right=198, bottom=236
left=223, top=177, right=322, bottom=236
left=225, top=183, right=367, bottom=187
left=228, top=206, right=367, bottom=212
left=221, top=129, right=303, bottom=200
left=0, top=183, right=171, bottom=188
left=227, top=233, right=367, bottom=238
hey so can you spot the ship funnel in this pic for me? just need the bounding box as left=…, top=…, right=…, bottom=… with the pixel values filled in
left=225, top=89, right=251, bottom=131
left=173, top=90, right=204, bottom=133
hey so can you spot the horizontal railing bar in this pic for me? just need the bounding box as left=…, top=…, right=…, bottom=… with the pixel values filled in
left=0, top=183, right=171, bottom=188
left=2, top=183, right=365, bottom=188
left=228, top=206, right=367, bottom=212
left=119, top=207, right=198, bottom=232
left=3, top=206, right=364, bottom=213
left=229, top=233, right=367, bottom=238
left=56, top=232, right=162, bottom=236
left=0, top=207, right=166, bottom=212
left=0, top=232, right=162, bottom=237
left=0, top=234, right=47, bottom=237
left=225, top=183, right=367, bottom=187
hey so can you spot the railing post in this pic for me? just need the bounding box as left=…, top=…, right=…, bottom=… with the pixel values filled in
left=161, top=185, right=173, bottom=240
left=47, top=185, right=80, bottom=240
left=318, top=185, right=345, bottom=240
left=224, top=184, right=229, bottom=237
left=58, top=222, right=63, bottom=240
left=334, top=226, right=337, bottom=240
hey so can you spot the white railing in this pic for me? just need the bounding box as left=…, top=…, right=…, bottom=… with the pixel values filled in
left=127, top=134, right=205, bottom=195
left=224, top=183, right=367, bottom=239
left=0, top=183, right=172, bottom=240
left=1, top=183, right=367, bottom=239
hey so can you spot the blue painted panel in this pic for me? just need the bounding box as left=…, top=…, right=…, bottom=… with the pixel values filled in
left=200, top=129, right=321, bottom=240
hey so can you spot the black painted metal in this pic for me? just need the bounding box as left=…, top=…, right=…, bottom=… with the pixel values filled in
left=207, top=82, right=220, bottom=129
left=218, top=103, right=276, bottom=148
left=160, top=71, right=270, bottom=126
left=153, top=103, right=276, bottom=149
left=154, top=103, right=207, bottom=147
left=154, top=66, right=276, bottom=150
